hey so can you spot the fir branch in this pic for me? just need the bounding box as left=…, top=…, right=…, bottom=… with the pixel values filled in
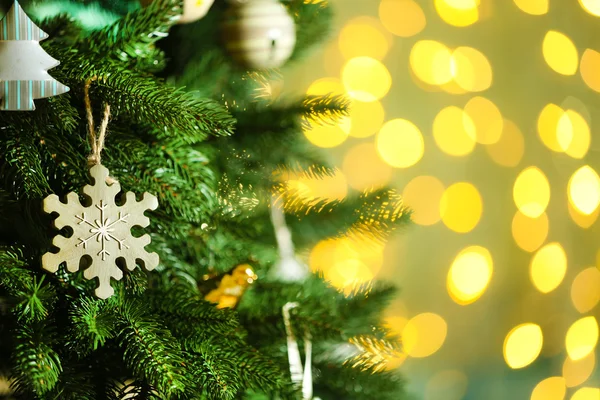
left=11, top=276, right=55, bottom=324
left=301, top=94, right=351, bottom=129
left=68, top=297, right=117, bottom=353
left=49, top=49, right=235, bottom=141
left=287, top=0, right=334, bottom=61
left=10, top=323, right=62, bottom=396
left=82, top=0, right=182, bottom=65
left=116, top=299, right=186, bottom=397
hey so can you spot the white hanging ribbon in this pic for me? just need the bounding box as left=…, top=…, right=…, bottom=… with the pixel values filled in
left=282, top=302, right=317, bottom=400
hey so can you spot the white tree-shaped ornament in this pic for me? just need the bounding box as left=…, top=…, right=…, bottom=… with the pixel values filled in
left=0, top=0, right=69, bottom=110
left=42, top=165, right=159, bottom=299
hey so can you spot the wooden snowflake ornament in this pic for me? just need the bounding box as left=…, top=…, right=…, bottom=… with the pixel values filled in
left=42, top=164, right=159, bottom=299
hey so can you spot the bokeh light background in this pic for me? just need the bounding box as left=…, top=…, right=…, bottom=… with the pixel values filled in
left=282, top=0, right=600, bottom=399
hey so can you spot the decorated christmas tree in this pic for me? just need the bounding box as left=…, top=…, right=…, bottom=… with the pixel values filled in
left=0, top=0, right=409, bottom=399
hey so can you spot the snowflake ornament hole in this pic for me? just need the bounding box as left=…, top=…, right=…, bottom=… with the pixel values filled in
left=42, top=164, right=160, bottom=299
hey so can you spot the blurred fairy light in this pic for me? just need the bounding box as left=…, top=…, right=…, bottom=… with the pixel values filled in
left=306, top=77, right=344, bottom=96
left=309, top=237, right=384, bottom=289
left=447, top=246, right=493, bottom=305
left=424, top=370, right=469, bottom=400
left=538, top=103, right=567, bottom=151
left=338, top=16, right=391, bottom=61
left=511, top=211, right=548, bottom=253
left=464, top=97, right=503, bottom=144
left=440, top=182, right=482, bottom=233
left=342, top=57, right=392, bottom=102
left=513, top=166, right=550, bottom=218
left=557, top=110, right=590, bottom=158
left=343, top=142, right=392, bottom=190
left=433, top=106, right=476, bottom=156
left=379, top=0, right=426, bottom=37
left=376, top=119, right=424, bottom=168
left=434, top=0, right=479, bottom=27
left=503, top=323, right=544, bottom=369
left=568, top=201, right=600, bottom=228
left=543, top=31, right=579, bottom=76
left=485, top=119, right=525, bottom=167
left=571, top=387, right=600, bottom=400
left=562, top=352, right=595, bottom=388
left=402, top=313, right=448, bottom=358
left=410, top=41, right=454, bottom=86
left=579, top=0, right=600, bottom=16
left=513, top=0, right=549, bottom=15
left=451, top=47, right=493, bottom=92
left=402, top=176, right=445, bottom=226
left=580, top=49, right=600, bottom=92
left=302, top=119, right=350, bottom=148
left=570, top=267, right=600, bottom=313
left=283, top=170, right=348, bottom=202
left=347, top=100, right=385, bottom=138
left=565, top=316, right=598, bottom=361
left=530, top=242, right=567, bottom=294
left=530, top=377, right=567, bottom=400
left=568, top=166, right=600, bottom=215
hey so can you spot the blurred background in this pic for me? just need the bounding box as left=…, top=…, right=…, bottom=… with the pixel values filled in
left=280, top=0, right=600, bottom=399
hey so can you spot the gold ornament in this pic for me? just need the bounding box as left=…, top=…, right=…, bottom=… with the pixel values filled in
left=42, top=164, right=159, bottom=299
left=222, top=0, right=297, bottom=69
left=205, top=264, right=257, bottom=308
left=141, top=0, right=216, bottom=24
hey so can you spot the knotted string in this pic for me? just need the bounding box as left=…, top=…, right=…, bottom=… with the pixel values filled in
left=83, top=79, right=115, bottom=184
left=282, top=302, right=318, bottom=400
left=83, top=78, right=111, bottom=167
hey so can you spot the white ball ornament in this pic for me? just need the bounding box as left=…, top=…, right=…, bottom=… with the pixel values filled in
left=222, top=0, right=297, bottom=69
left=141, top=0, right=216, bottom=24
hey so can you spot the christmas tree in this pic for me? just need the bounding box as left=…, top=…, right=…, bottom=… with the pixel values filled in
left=0, top=1, right=409, bottom=399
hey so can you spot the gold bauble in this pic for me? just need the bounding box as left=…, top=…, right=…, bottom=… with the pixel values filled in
left=221, top=0, right=297, bottom=69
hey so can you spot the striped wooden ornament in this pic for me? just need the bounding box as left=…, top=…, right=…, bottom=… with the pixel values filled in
left=141, top=0, right=215, bottom=24
left=222, top=0, right=296, bottom=69
left=0, top=0, right=69, bottom=111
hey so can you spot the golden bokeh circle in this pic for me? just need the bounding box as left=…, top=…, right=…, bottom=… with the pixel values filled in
left=512, top=211, right=549, bottom=253
left=503, top=323, right=544, bottom=369
left=402, top=176, right=446, bottom=226
left=379, top=0, right=426, bottom=37
left=343, top=142, right=393, bottom=190
left=440, top=182, right=483, bottom=233
left=513, top=166, right=551, bottom=218
left=342, top=57, right=392, bottom=102
left=530, top=242, right=568, bottom=294
left=376, top=119, right=425, bottom=168
left=447, top=246, right=493, bottom=305
left=433, top=106, right=477, bottom=156
left=543, top=30, right=579, bottom=76
left=403, top=313, right=448, bottom=358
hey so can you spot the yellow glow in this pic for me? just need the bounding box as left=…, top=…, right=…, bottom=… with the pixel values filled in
left=566, top=317, right=599, bottom=361
left=530, top=377, right=566, bottom=400
left=569, top=166, right=600, bottom=215
left=568, top=201, right=600, bottom=228
left=513, top=167, right=550, bottom=218
left=557, top=110, right=590, bottom=159
left=503, top=323, right=544, bottom=369
left=343, top=142, right=393, bottom=190
left=579, top=0, right=600, bottom=16
left=543, top=31, right=579, bottom=76
left=306, top=77, right=345, bottom=96
left=571, top=267, right=600, bottom=313
left=451, top=47, right=493, bottom=92
left=512, top=211, right=549, bottom=253
left=435, top=0, right=479, bottom=27
left=485, top=119, right=525, bottom=167
left=424, top=370, right=469, bottom=400
left=530, top=242, right=567, bottom=294
left=538, top=103, right=566, bottom=152
left=285, top=170, right=348, bottom=201
left=571, top=388, right=600, bottom=400
left=310, top=237, right=384, bottom=289
left=342, top=57, right=392, bottom=102
left=581, top=49, right=600, bottom=92
left=464, top=97, right=503, bottom=144
left=563, top=352, right=595, bottom=388
left=348, top=100, right=385, bottom=138
left=447, top=246, right=493, bottom=305
left=440, top=182, right=483, bottom=233
left=410, top=41, right=454, bottom=86
left=303, top=120, right=349, bottom=148
left=514, top=0, right=549, bottom=15
left=379, top=0, right=426, bottom=37
left=376, top=119, right=425, bottom=168
left=402, top=176, right=446, bottom=226
left=433, top=106, right=476, bottom=156
left=403, top=313, right=448, bottom=358
left=339, top=17, right=391, bottom=61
